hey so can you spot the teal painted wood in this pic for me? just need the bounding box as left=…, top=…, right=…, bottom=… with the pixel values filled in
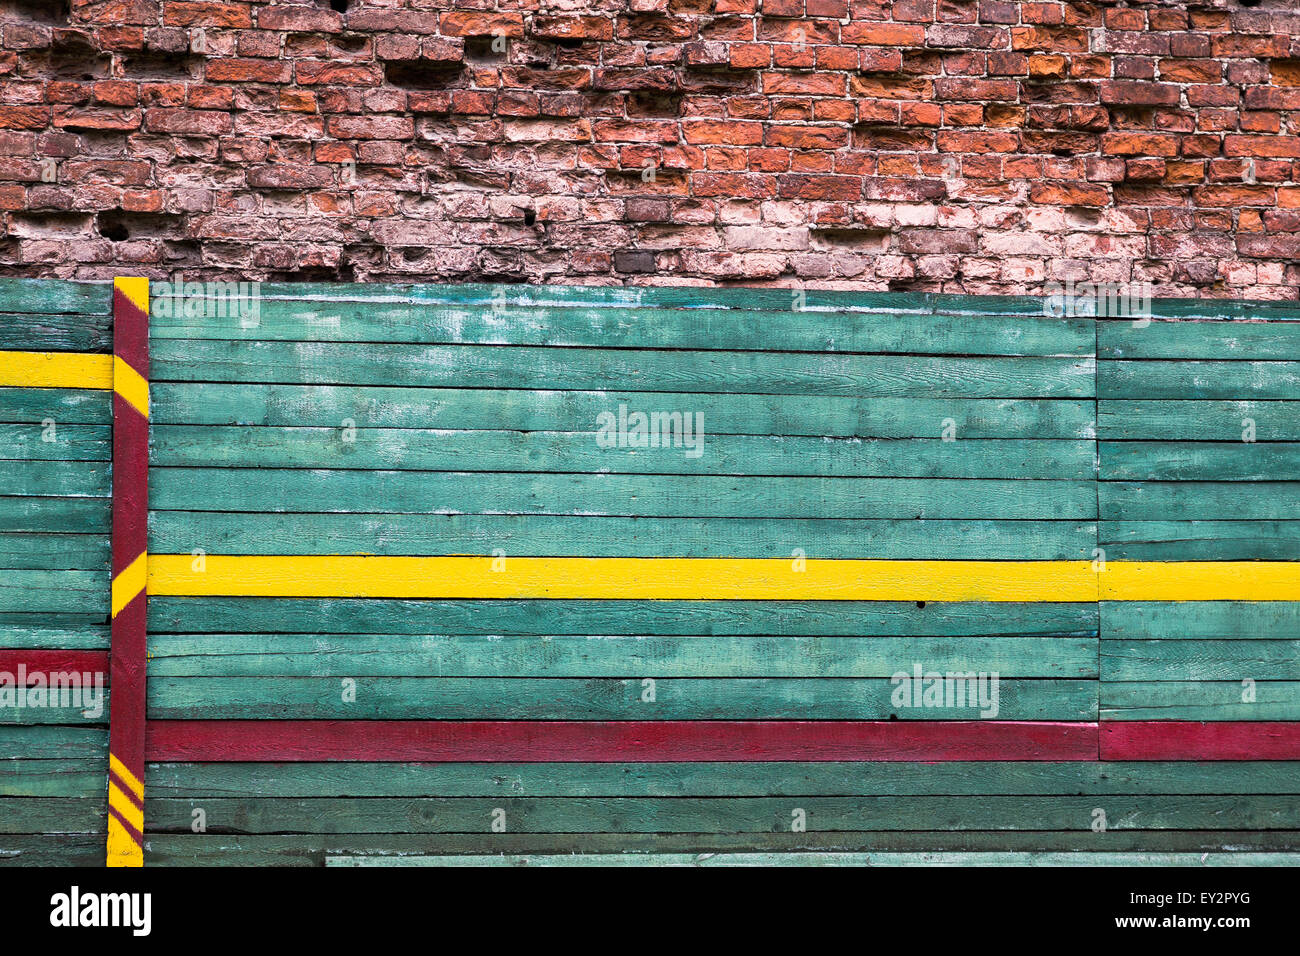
left=145, top=677, right=1096, bottom=721
left=0, top=279, right=111, bottom=316
left=0, top=424, right=112, bottom=462
left=1100, top=521, right=1300, bottom=560
left=0, top=727, right=106, bottom=760
left=0, top=497, right=110, bottom=533
left=1100, top=360, right=1300, bottom=399
left=1099, top=481, right=1300, bottom=520
left=1099, top=319, right=1300, bottom=359
left=1101, top=682, right=1300, bottom=720
left=1102, top=640, right=1300, bottom=680
left=0, top=707, right=107, bottom=726
left=150, top=469, right=1098, bottom=518
left=0, top=836, right=105, bottom=866
left=145, top=634, right=1097, bottom=678
left=0, top=460, right=110, bottom=498
left=0, top=534, right=109, bottom=570
left=328, top=851, right=1300, bottom=866
left=138, top=795, right=1300, bottom=833
left=144, top=761, right=1300, bottom=798
left=150, top=427, right=1095, bottom=479
left=153, top=385, right=1096, bottom=439
left=0, top=388, right=111, bottom=425
left=148, top=514, right=1097, bottom=560
left=0, top=570, right=107, bottom=615
left=1101, top=602, right=1300, bottom=640
left=0, top=761, right=105, bottom=797
left=152, top=340, right=1096, bottom=398
left=0, top=625, right=109, bottom=649
left=155, top=303, right=1094, bottom=355
left=0, top=798, right=105, bottom=834
left=1101, top=441, right=1300, bottom=481
left=0, top=314, right=111, bottom=353
left=1098, top=400, right=1300, bottom=441
left=147, top=598, right=1098, bottom=637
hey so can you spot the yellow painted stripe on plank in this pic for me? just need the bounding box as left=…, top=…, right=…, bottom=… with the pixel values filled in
left=109, top=753, right=144, bottom=800
left=150, top=556, right=1101, bottom=602
left=114, top=276, right=149, bottom=314
left=113, top=355, right=149, bottom=417
left=108, top=781, right=144, bottom=833
left=1101, top=562, right=1300, bottom=601
left=111, top=551, right=148, bottom=618
left=0, top=350, right=113, bottom=389
left=106, top=816, right=142, bottom=867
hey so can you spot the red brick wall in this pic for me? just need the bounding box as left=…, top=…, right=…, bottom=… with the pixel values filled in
left=2, top=0, right=1297, bottom=296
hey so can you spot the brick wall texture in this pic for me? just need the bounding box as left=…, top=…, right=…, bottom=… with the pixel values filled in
left=1, top=0, right=1298, bottom=296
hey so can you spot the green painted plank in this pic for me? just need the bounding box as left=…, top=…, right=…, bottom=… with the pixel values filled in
left=0, top=313, right=111, bottom=353
left=0, top=613, right=104, bottom=628
left=148, top=514, right=1096, bottom=560
left=1101, top=442, right=1300, bottom=481
left=0, top=496, right=109, bottom=534
left=155, top=303, right=1093, bottom=355
left=0, top=625, right=109, bottom=649
left=0, top=461, right=110, bottom=498
left=139, top=830, right=1300, bottom=866
left=1099, top=481, right=1300, bottom=520
left=0, top=836, right=104, bottom=866
left=1103, top=640, right=1300, bottom=680
left=1101, top=681, right=1300, bottom=719
left=1100, top=319, right=1300, bottom=360
left=151, top=470, right=1098, bottom=519
left=0, top=798, right=105, bottom=833
left=1098, top=400, right=1300, bottom=441
left=1100, top=521, right=1300, bottom=561
left=0, top=424, right=111, bottom=462
left=0, top=534, right=108, bottom=570
left=148, top=598, right=1098, bottom=637
left=150, top=427, right=1095, bottom=479
left=0, top=726, right=106, bottom=759
left=1101, top=602, right=1300, bottom=640
left=146, top=676, right=1094, bottom=721
left=138, top=795, right=1300, bottom=833
left=1100, top=360, right=1300, bottom=400
left=0, top=388, right=111, bottom=426
left=330, top=850, right=1300, bottom=866
left=153, top=385, right=1096, bottom=439
left=143, top=761, right=1300, bottom=799
left=153, top=340, right=1096, bottom=398
left=0, top=570, right=107, bottom=615
left=146, top=634, right=1097, bottom=678
left=0, top=760, right=105, bottom=797
left=0, top=279, right=111, bottom=315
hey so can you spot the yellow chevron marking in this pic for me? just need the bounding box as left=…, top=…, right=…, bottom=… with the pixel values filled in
left=106, top=815, right=143, bottom=867
left=109, top=752, right=144, bottom=800
left=113, top=355, right=149, bottom=417
left=111, top=552, right=148, bottom=618
left=108, top=780, right=144, bottom=833
left=113, top=276, right=149, bottom=315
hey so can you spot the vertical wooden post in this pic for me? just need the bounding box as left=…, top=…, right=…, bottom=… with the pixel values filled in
left=106, top=277, right=149, bottom=867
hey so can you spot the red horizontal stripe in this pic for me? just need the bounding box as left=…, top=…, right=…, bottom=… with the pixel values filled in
left=1102, top=721, right=1300, bottom=760
left=0, top=650, right=108, bottom=682
left=146, top=720, right=1099, bottom=762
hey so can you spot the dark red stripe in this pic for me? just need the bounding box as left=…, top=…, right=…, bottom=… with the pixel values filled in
left=107, top=804, right=144, bottom=846
left=1102, top=721, right=1300, bottom=760
left=0, top=649, right=108, bottom=680
left=145, top=720, right=1100, bottom=762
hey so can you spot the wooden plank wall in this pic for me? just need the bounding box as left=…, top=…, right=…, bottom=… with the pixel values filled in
left=0, top=279, right=113, bottom=865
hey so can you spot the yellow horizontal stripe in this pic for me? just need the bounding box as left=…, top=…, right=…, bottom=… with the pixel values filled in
left=147, top=556, right=1299, bottom=602
left=114, top=276, right=149, bottom=315
left=108, top=781, right=144, bottom=833
left=111, top=551, right=148, bottom=618
left=150, top=556, right=1101, bottom=602
left=109, top=753, right=144, bottom=800
left=106, top=816, right=142, bottom=867
left=113, top=355, right=149, bottom=417
left=0, top=350, right=112, bottom=390
left=1102, top=562, right=1300, bottom=602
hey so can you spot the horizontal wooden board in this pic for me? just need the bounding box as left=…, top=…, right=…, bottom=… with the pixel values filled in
left=148, top=514, right=1096, bottom=560
left=0, top=387, right=111, bottom=425
left=0, top=279, right=111, bottom=316
left=147, top=598, right=1098, bottom=637
left=0, top=460, right=109, bottom=498
left=0, top=570, right=107, bottom=614
left=1099, top=319, right=1300, bottom=360
left=0, top=760, right=105, bottom=797
left=1101, top=602, right=1300, bottom=640
left=1101, top=682, right=1300, bottom=720
left=1102, top=722, right=1300, bottom=760
left=150, top=427, right=1095, bottom=479
left=0, top=313, right=111, bottom=353
left=1099, top=481, right=1300, bottom=520
left=150, top=469, right=1099, bottom=518
left=146, top=634, right=1097, bottom=678
left=0, top=797, right=105, bottom=834
left=0, top=533, right=109, bottom=570
left=153, top=385, right=1096, bottom=439
left=153, top=340, right=1096, bottom=398
left=0, top=424, right=111, bottom=462
left=1100, top=360, right=1300, bottom=400
left=0, top=726, right=106, bottom=760
left=1100, top=521, right=1300, bottom=560
left=145, top=677, right=1096, bottom=721
left=1101, top=441, right=1300, bottom=481
left=1098, top=400, right=1300, bottom=441
left=0, top=496, right=109, bottom=533
left=329, top=851, right=1300, bottom=866
left=0, top=625, right=109, bottom=650
left=1103, top=640, right=1300, bottom=680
